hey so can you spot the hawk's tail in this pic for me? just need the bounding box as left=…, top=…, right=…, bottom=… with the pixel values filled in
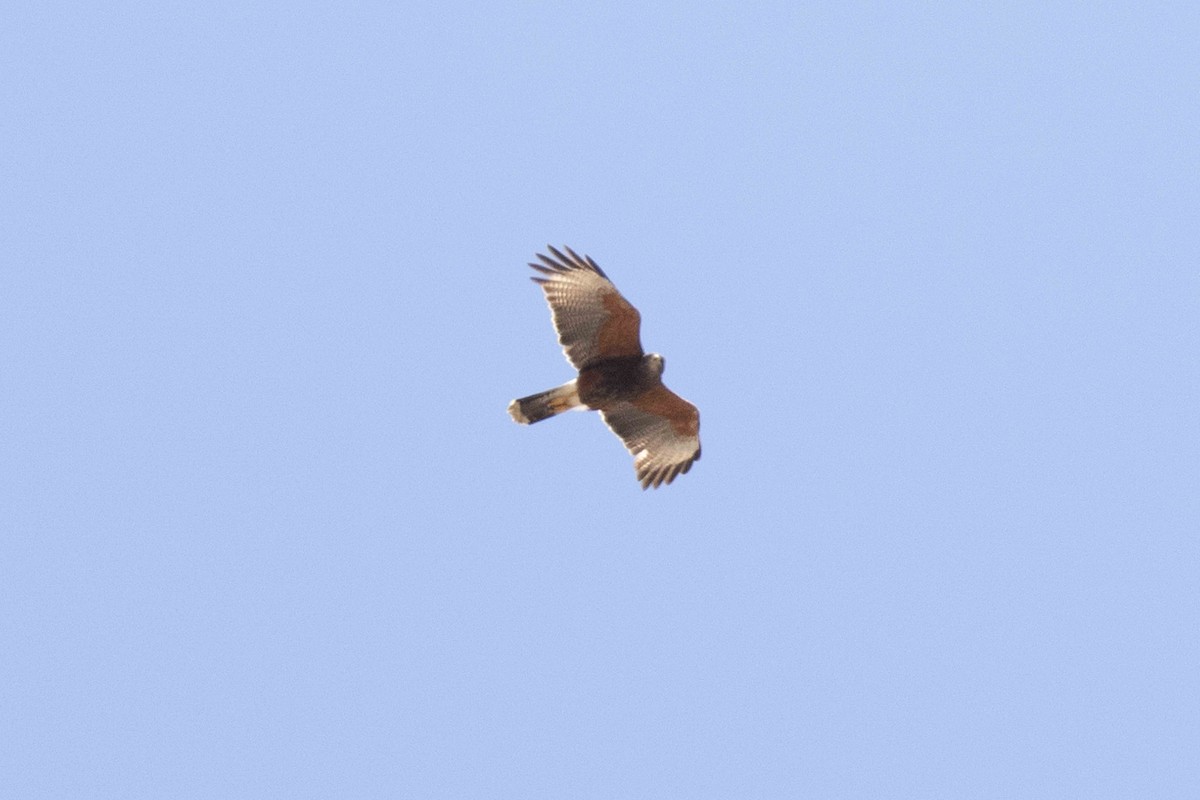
left=507, top=380, right=582, bottom=425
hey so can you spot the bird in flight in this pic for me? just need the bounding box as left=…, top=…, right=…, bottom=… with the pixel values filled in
left=507, top=246, right=701, bottom=489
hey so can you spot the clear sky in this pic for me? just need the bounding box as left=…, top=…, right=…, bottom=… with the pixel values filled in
left=5, top=2, right=1198, bottom=797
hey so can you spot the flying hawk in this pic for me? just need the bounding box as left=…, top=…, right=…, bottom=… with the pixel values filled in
left=507, top=246, right=701, bottom=489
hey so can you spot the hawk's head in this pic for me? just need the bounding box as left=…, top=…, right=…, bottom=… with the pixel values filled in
left=645, top=352, right=665, bottom=377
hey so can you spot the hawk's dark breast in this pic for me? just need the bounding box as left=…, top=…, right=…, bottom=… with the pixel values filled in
left=577, top=356, right=654, bottom=409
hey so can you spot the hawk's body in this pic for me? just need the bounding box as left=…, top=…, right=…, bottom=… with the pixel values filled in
left=508, top=246, right=700, bottom=489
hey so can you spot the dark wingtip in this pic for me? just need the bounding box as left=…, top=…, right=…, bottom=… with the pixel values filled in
left=533, top=245, right=608, bottom=279
left=562, top=245, right=587, bottom=269
left=584, top=253, right=608, bottom=279
left=636, top=454, right=699, bottom=489
left=544, top=244, right=570, bottom=267
left=532, top=252, right=564, bottom=272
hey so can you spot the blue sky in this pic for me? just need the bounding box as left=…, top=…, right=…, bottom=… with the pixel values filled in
left=4, top=2, right=1198, bottom=797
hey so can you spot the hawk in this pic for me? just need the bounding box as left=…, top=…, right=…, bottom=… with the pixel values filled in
left=507, top=246, right=701, bottom=489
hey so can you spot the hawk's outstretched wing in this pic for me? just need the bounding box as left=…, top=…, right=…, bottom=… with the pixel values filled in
left=529, top=246, right=643, bottom=370
left=600, top=385, right=701, bottom=489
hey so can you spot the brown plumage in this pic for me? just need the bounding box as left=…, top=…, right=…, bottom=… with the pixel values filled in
left=507, top=246, right=701, bottom=489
